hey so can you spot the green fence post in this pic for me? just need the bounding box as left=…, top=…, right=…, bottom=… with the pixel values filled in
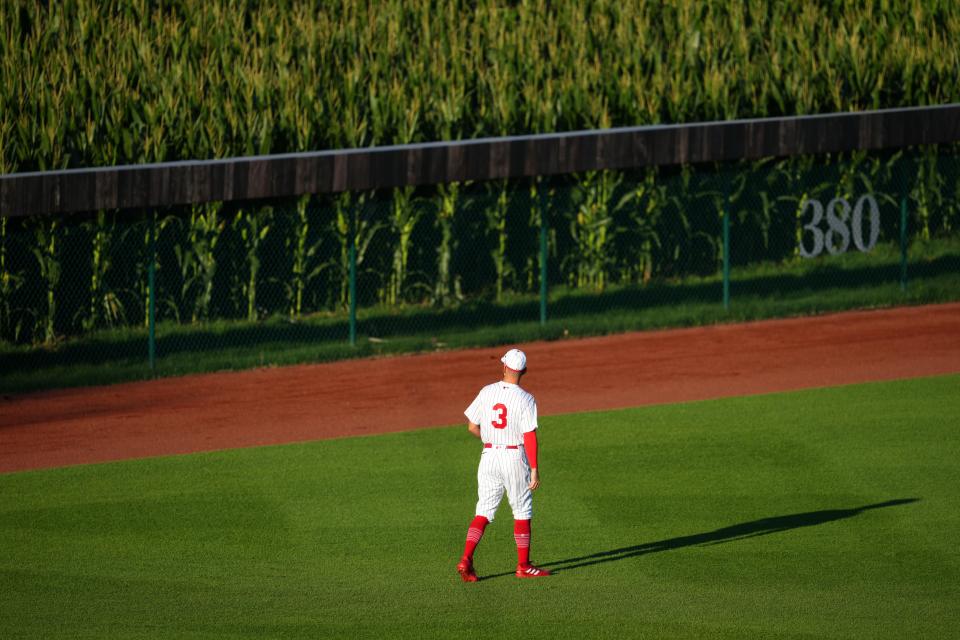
left=348, top=203, right=357, bottom=347
left=900, top=195, right=909, bottom=292
left=539, top=181, right=548, bottom=326
left=148, top=212, right=156, bottom=370
left=722, top=206, right=730, bottom=311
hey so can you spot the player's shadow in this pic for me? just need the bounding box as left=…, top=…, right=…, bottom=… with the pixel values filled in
left=480, top=498, right=918, bottom=580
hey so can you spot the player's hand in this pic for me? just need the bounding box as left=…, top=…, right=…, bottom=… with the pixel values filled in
left=528, top=468, right=540, bottom=491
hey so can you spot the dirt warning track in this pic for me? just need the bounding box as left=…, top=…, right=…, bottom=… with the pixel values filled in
left=2, top=303, right=959, bottom=474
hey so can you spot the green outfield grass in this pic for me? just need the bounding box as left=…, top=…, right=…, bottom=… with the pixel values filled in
left=2, top=375, right=959, bottom=639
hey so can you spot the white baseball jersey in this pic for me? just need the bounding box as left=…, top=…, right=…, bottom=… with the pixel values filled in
left=464, top=381, right=538, bottom=445
left=464, top=381, right=539, bottom=522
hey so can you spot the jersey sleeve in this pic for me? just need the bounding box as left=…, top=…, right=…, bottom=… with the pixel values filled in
left=464, top=390, right=483, bottom=425
left=521, top=396, right=538, bottom=433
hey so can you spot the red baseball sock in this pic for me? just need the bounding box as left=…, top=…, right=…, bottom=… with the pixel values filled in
left=514, top=519, right=531, bottom=566
left=462, top=516, right=489, bottom=560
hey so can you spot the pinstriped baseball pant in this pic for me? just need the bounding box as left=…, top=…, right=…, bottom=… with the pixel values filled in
left=475, top=449, right=532, bottom=522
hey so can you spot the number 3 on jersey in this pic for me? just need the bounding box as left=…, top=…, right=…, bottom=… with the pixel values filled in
left=491, top=403, right=508, bottom=429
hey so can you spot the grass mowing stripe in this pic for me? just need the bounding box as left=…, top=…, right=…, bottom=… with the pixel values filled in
left=1, top=375, right=958, bottom=639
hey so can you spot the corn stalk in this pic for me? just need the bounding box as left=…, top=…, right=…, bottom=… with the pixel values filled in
left=77, top=210, right=125, bottom=330
left=0, top=217, right=26, bottom=342
left=386, top=186, right=422, bottom=306
left=286, top=196, right=312, bottom=318
left=433, top=182, right=460, bottom=306
left=334, top=193, right=382, bottom=310
left=484, top=182, right=511, bottom=303
left=569, top=170, right=623, bottom=291
left=174, top=204, right=223, bottom=323
left=945, top=149, right=960, bottom=235
left=233, top=206, right=272, bottom=321
left=619, top=169, right=665, bottom=285
left=912, top=148, right=945, bottom=241
left=30, top=219, right=61, bottom=344
left=126, top=212, right=175, bottom=328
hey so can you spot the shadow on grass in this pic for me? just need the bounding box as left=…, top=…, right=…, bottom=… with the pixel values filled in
left=479, top=498, right=919, bottom=581
left=2, top=253, right=958, bottom=373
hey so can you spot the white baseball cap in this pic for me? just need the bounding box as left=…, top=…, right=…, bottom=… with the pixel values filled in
left=501, top=348, right=527, bottom=372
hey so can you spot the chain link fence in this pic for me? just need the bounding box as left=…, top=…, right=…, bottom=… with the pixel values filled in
left=1, top=146, right=958, bottom=392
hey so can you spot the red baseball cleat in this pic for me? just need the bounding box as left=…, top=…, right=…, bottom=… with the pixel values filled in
left=516, top=563, right=551, bottom=578
left=457, top=558, right=478, bottom=583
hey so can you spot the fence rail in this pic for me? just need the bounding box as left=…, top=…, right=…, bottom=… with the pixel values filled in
left=3, top=104, right=960, bottom=217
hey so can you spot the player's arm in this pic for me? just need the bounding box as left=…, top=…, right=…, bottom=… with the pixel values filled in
left=524, top=399, right=540, bottom=490
left=523, top=429, right=540, bottom=490
left=464, top=392, right=483, bottom=440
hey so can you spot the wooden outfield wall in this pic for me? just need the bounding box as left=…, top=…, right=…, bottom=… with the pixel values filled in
left=2, top=104, right=960, bottom=217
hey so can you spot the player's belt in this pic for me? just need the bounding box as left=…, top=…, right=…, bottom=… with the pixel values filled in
left=484, top=443, right=520, bottom=449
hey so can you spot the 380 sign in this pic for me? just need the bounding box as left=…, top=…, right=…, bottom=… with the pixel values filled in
left=799, top=194, right=881, bottom=258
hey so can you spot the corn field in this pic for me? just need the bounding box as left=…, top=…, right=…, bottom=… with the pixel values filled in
left=2, top=0, right=959, bottom=171
left=1, top=1, right=960, bottom=347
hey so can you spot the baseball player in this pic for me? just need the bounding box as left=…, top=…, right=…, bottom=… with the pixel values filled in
left=456, top=348, right=551, bottom=581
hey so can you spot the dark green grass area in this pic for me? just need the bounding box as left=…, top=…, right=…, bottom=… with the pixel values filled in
left=2, top=237, right=960, bottom=394
left=2, top=375, right=959, bottom=639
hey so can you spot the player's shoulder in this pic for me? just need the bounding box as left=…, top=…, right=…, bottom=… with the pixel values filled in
left=513, top=385, right=537, bottom=404
left=481, top=381, right=536, bottom=402
left=477, top=381, right=502, bottom=396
